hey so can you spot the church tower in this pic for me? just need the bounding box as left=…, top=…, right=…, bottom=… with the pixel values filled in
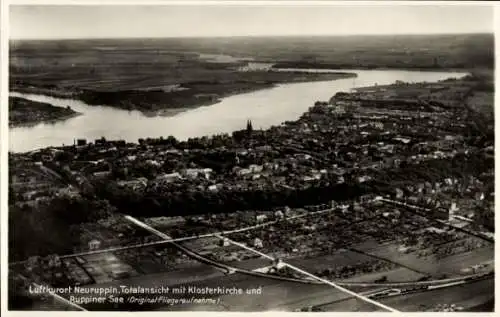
left=246, top=119, right=253, bottom=133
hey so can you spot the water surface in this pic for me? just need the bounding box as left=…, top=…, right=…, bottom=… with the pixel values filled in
left=10, top=69, right=467, bottom=153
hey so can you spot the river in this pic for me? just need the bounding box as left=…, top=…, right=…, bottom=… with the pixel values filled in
left=9, top=69, right=467, bottom=153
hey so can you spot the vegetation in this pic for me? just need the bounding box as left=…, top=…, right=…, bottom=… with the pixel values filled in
left=9, top=195, right=115, bottom=261
left=9, top=34, right=492, bottom=113
left=9, top=97, right=80, bottom=127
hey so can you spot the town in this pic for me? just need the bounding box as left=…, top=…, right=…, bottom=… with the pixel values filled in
left=8, top=70, right=494, bottom=311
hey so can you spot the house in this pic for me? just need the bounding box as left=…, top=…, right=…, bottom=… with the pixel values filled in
left=183, top=168, right=213, bottom=179
left=146, top=160, right=161, bottom=167
left=148, top=216, right=186, bottom=227
left=248, top=164, right=264, bottom=173
left=256, top=145, right=273, bottom=152
left=208, top=184, right=221, bottom=192
left=109, top=264, right=130, bottom=279
left=371, top=122, right=384, bottom=130
left=235, top=168, right=251, bottom=176
left=77, top=139, right=87, bottom=146
left=393, top=137, right=411, bottom=144
left=475, top=192, right=485, bottom=201
left=41, top=153, right=55, bottom=162
left=256, top=214, right=268, bottom=223
left=220, top=238, right=231, bottom=247
left=157, top=172, right=182, bottom=183
left=357, top=175, right=372, bottom=183
left=426, top=227, right=447, bottom=234
left=253, top=238, right=263, bottom=248
left=117, top=178, right=148, bottom=190
left=303, top=175, right=319, bottom=182
left=395, top=188, right=404, bottom=199
left=295, top=153, right=312, bottom=161
left=24, top=256, right=41, bottom=272
left=89, top=239, right=101, bottom=250
left=93, top=171, right=111, bottom=179
left=47, top=255, right=62, bottom=268
left=263, top=162, right=279, bottom=171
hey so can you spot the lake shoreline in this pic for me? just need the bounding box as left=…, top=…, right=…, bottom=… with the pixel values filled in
left=269, top=63, right=484, bottom=74
left=10, top=72, right=356, bottom=117
left=9, top=69, right=469, bottom=153
left=9, top=112, right=83, bottom=128
left=9, top=96, right=83, bottom=128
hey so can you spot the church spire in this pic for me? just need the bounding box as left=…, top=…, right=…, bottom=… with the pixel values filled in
left=246, top=119, right=253, bottom=134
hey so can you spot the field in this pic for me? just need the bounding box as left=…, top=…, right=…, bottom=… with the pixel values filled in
left=12, top=34, right=489, bottom=69
left=9, top=34, right=493, bottom=114
left=9, top=39, right=356, bottom=114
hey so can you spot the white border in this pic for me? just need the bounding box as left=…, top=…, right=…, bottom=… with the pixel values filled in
left=3, top=0, right=498, bottom=6
left=1, top=1, right=498, bottom=317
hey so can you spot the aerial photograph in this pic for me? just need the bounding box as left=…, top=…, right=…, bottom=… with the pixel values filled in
left=6, top=3, right=495, bottom=312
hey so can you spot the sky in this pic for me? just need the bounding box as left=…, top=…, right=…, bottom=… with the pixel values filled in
left=10, top=4, right=494, bottom=39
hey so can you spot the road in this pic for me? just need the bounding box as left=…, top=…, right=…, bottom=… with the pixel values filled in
left=318, top=277, right=494, bottom=312
left=155, top=272, right=494, bottom=312
left=65, top=236, right=492, bottom=312
left=18, top=204, right=493, bottom=312
left=9, top=205, right=338, bottom=265
left=114, top=215, right=493, bottom=312
left=125, top=215, right=399, bottom=312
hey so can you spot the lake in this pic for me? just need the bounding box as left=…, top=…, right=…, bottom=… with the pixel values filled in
left=9, top=69, right=467, bottom=153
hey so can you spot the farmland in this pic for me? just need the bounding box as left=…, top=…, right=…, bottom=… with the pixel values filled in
left=9, top=34, right=492, bottom=115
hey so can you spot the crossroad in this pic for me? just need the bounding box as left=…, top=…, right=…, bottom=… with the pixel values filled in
left=124, top=215, right=400, bottom=312
left=11, top=206, right=338, bottom=264
left=14, top=200, right=493, bottom=312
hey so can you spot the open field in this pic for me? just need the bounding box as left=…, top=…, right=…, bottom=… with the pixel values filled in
left=12, top=34, right=489, bottom=70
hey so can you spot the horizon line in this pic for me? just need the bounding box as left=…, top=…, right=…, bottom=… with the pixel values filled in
left=9, top=32, right=494, bottom=41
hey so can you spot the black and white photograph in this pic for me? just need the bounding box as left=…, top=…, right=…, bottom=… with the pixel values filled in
left=4, top=1, right=496, bottom=312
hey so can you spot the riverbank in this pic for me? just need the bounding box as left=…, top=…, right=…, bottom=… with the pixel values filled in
left=9, top=96, right=82, bottom=128
left=11, top=71, right=356, bottom=116
left=271, top=62, right=480, bottom=73
left=9, top=69, right=469, bottom=153
left=271, top=61, right=493, bottom=78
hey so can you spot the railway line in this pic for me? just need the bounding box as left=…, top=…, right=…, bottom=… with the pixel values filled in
left=9, top=205, right=337, bottom=265
left=122, top=215, right=495, bottom=312
left=12, top=198, right=494, bottom=311
left=124, top=215, right=400, bottom=312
